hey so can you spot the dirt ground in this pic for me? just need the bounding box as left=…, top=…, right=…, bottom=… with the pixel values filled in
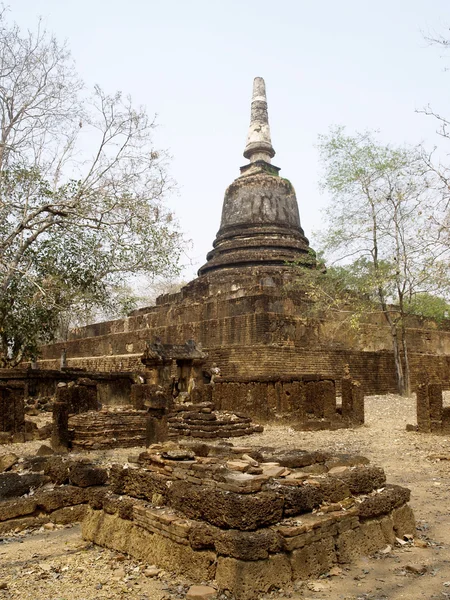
left=2, top=393, right=450, bottom=600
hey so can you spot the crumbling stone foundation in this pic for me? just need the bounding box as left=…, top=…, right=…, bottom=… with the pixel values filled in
left=82, top=442, right=415, bottom=599
left=213, top=373, right=364, bottom=429
left=0, top=455, right=108, bottom=534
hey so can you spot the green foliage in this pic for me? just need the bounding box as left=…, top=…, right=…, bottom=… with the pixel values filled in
left=314, top=127, right=450, bottom=394
left=405, top=293, right=450, bottom=323
left=0, top=14, right=183, bottom=366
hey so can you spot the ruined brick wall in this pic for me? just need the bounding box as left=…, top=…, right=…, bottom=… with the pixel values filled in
left=210, top=348, right=450, bottom=396
left=36, top=279, right=450, bottom=396
left=37, top=345, right=450, bottom=397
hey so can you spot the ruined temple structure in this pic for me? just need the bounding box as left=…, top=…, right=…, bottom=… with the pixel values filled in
left=49, top=341, right=264, bottom=451
left=37, top=77, right=450, bottom=401
left=407, top=377, right=450, bottom=433
left=0, top=441, right=416, bottom=598
left=82, top=442, right=415, bottom=600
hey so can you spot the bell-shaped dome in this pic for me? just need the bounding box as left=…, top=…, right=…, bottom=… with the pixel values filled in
left=198, top=78, right=315, bottom=276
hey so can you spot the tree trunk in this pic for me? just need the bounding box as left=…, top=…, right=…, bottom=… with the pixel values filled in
left=391, top=327, right=406, bottom=395
left=401, top=324, right=411, bottom=396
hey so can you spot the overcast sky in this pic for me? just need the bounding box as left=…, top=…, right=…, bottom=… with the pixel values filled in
left=11, top=0, right=450, bottom=280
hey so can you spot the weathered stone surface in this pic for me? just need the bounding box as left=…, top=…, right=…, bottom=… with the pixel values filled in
left=0, top=453, right=18, bottom=473
left=0, top=385, right=25, bottom=434
left=43, top=456, right=73, bottom=485
left=69, top=410, right=147, bottom=450
left=36, top=444, right=54, bottom=456
left=21, top=456, right=48, bottom=472
left=110, top=465, right=170, bottom=502
left=88, top=486, right=109, bottom=510
left=290, top=535, right=336, bottom=579
left=378, top=514, right=397, bottom=545
left=277, top=483, right=323, bottom=517
left=0, top=497, right=37, bottom=521
left=133, top=505, right=191, bottom=546
left=215, top=554, right=292, bottom=600
left=325, top=454, right=370, bottom=469
left=335, top=526, right=364, bottom=563
left=265, top=450, right=331, bottom=469
left=359, top=518, right=392, bottom=554
left=163, top=449, right=196, bottom=461
left=0, top=472, right=49, bottom=499
left=319, top=477, right=351, bottom=503
left=0, top=432, right=11, bottom=445
left=167, top=407, right=262, bottom=440
left=35, top=486, right=88, bottom=512
left=103, top=494, right=141, bottom=521
left=391, top=503, right=416, bottom=537
left=215, top=529, right=281, bottom=560
left=413, top=382, right=450, bottom=436
left=416, top=383, right=431, bottom=432
left=357, top=485, right=410, bottom=519
left=49, top=504, right=87, bottom=525
left=169, top=481, right=283, bottom=530
left=69, top=464, right=107, bottom=487
left=0, top=514, right=47, bottom=534
left=52, top=399, right=69, bottom=451
left=332, top=466, right=386, bottom=495
left=83, top=509, right=216, bottom=581
left=189, top=522, right=218, bottom=550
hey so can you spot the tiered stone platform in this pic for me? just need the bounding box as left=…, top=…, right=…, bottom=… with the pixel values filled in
left=69, top=408, right=148, bottom=449
left=82, top=442, right=415, bottom=599
left=67, top=403, right=263, bottom=450
left=168, top=402, right=263, bottom=439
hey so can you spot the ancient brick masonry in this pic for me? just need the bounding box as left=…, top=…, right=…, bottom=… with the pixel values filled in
left=58, top=340, right=264, bottom=450
left=412, top=380, right=450, bottom=433
left=213, top=373, right=365, bottom=429
left=82, top=442, right=415, bottom=599
left=68, top=409, right=148, bottom=450
left=0, top=455, right=108, bottom=534
left=36, top=77, right=450, bottom=402
left=65, top=402, right=263, bottom=450
left=167, top=402, right=263, bottom=439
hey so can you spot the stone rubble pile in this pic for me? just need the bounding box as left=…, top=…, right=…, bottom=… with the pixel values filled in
left=0, top=454, right=107, bottom=534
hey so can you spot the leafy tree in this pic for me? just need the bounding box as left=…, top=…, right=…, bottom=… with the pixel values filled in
left=0, top=12, right=183, bottom=366
left=315, top=127, right=449, bottom=395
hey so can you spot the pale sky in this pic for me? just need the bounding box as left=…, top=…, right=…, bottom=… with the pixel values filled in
left=11, top=0, right=450, bottom=280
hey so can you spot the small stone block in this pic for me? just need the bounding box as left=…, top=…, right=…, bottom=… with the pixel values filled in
left=186, top=585, right=217, bottom=600
left=226, top=460, right=249, bottom=472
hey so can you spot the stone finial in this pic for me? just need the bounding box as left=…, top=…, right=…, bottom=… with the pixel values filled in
left=243, top=77, right=275, bottom=163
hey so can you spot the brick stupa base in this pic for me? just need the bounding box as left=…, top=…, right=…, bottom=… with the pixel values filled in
left=82, top=442, right=415, bottom=599
left=68, top=403, right=263, bottom=450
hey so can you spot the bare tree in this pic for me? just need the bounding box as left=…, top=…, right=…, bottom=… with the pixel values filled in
left=0, top=11, right=183, bottom=365
left=316, top=127, right=449, bottom=395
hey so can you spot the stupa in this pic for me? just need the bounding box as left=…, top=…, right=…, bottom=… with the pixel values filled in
left=37, top=78, right=450, bottom=405
left=198, top=76, right=314, bottom=276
